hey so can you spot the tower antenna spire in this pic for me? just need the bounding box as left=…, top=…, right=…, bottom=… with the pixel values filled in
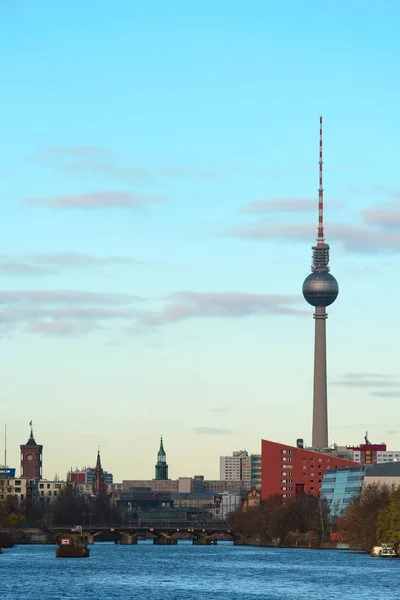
left=317, top=115, right=324, bottom=244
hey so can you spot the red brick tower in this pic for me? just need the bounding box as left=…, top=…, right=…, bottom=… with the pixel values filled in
left=20, top=421, right=42, bottom=479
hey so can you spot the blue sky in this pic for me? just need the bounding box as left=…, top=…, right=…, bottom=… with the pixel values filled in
left=1, top=1, right=400, bottom=481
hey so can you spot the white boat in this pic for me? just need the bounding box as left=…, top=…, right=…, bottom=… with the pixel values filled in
left=371, top=544, right=397, bottom=557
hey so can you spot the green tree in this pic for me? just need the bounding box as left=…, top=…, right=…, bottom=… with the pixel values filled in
left=376, top=487, right=400, bottom=546
left=51, top=485, right=85, bottom=526
left=338, top=482, right=391, bottom=551
left=228, top=493, right=327, bottom=546
left=5, top=513, right=25, bottom=527
left=92, top=489, right=111, bottom=526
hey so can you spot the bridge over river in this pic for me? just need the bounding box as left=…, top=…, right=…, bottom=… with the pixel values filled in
left=46, top=520, right=233, bottom=545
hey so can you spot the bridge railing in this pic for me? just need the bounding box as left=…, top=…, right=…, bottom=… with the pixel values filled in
left=136, top=520, right=229, bottom=530
left=47, top=520, right=230, bottom=532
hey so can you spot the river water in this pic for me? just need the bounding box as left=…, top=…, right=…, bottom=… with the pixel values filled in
left=0, top=541, right=398, bottom=599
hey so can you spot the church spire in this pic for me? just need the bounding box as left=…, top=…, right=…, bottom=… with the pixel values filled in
left=93, top=448, right=104, bottom=495
left=158, top=436, right=165, bottom=458
left=95, top=448, right=102, bottom=473
left=26, top=420, right=37, bottom=446
left=155, top=436, right=168, bottom=480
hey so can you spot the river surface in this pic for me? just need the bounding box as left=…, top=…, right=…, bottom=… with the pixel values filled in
left=0, top=541, right=398, bottom=599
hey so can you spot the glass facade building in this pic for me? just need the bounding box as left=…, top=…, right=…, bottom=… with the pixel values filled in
left=250, top=454, right=262, bottom=488
left=320, top=466, right=365, bottom=518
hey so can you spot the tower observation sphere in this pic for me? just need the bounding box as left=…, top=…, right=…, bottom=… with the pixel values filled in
left=302, top=271, right=339, bottom=307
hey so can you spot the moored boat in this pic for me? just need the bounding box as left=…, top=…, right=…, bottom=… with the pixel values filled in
left=56, top=535, right=89, bottom=558
left=0, top=531, right=14, bottom=549
left=371, top=544, right=397, bottom=558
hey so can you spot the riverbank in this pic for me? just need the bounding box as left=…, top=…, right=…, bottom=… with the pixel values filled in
left=233, top=538, right=351, bottom=550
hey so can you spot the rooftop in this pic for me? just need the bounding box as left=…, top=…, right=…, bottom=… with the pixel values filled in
left=364, top=462, right=400, bottom=477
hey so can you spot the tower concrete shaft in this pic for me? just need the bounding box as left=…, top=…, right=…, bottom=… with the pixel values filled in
left=312, top=306, right=328, bottom=448
left=302, top=117, right=339, bottom=450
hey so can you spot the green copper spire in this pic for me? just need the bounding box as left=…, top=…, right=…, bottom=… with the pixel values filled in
left=155, top=436, right=168, bottom=480
left=158, top=436, right=165, bottom=457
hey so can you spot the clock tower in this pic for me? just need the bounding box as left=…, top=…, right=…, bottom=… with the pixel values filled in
left=20, top=422, right=42, bottom=479
left=155, top=436, right=168, bottom=481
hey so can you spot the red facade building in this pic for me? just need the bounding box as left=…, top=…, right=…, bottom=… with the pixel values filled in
left=69, top=472, right=86, bottom=485
left=261, top=439, right=359, bottom=500
left=20, top=423, right=42, bottom=479
left=346, top=443, right=386, bottom=465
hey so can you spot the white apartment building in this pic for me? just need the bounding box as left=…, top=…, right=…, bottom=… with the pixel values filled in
left=0, top=477, right=28, bottom=502
left=220, top=451, right=251, bottom=482
left=220, top=450, right=262, bottom=487
left=37, top=480, right=66, bottom=505
left=0, top=478, right=66, bottom=505
left=352, top=450, right=400, bottom=464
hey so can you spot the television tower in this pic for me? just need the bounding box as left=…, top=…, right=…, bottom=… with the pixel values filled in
left=302, top=117, right=339, bottom=449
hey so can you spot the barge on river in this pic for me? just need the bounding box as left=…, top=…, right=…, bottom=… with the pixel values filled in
left=56, top=534, right=89, bottom=558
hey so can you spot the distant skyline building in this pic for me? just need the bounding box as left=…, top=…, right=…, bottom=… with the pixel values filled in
left=68, top=468, right=113, bottom=488
left=220, top=450, right=251, bottom=482
left=347, top=433, right=387, bottom=465
left=155, top=436, right=168, bottom=480
left=67, top=450, right=113, bottom=493
left=250, top=454, right=262, bottom=488
left=302, top=117, right=339, bottom=449
left=362, top=461, right=400, bottom=488
left=219, top=450, right=261, bottom=488
left=121, top=477, right=246, bottom=495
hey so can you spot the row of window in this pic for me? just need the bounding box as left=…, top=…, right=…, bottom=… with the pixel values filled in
left=39, top=483, right=62, bottom=489
left=38, top=497, right=52, bottom=504
left=302, top=464, right=324, bottom=470
left=301, top=457, right=331, bottom=463
left=0, top=493, right=26, bottom=500
left=378, top=454, right=400, bottom=458
left=302, top=470, right=322, bottom=477
left=326, top=497, right=352, bottom=505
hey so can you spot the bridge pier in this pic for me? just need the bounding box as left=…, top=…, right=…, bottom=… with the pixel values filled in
left=192, top=534, right=218, bottom=545
left=120, top=534, right=137, bottom=545
left=153, top=535, right=178, bottom=545
left=193, top=535, right=211, bottom=545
